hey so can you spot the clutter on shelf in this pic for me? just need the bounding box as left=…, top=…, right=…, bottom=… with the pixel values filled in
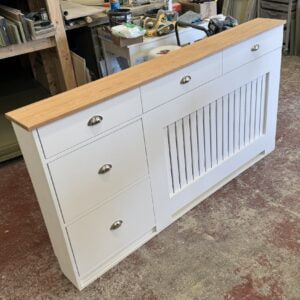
left=0, top=4, right=55, bottom=47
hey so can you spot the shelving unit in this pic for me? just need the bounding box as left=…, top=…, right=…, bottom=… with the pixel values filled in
left=0, top=0, right=77, bottom=162
left=0, top=36, right=55, bottom=59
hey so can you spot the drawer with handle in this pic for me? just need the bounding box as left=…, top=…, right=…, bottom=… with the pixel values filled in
left=223, top=26, right=283, bottom=74
left=38, top=89, right=142, bottom=158
left=48, top=120, right=148, bottom=223
left=67, top=179, right=155, bottom=277
left=140, top=53, right=222, bottom=112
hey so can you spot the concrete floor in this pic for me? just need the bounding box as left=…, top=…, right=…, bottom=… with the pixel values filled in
left=0, top=56, right=299, bottom=299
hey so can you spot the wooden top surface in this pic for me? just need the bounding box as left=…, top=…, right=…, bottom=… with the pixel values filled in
left=6, top=18, right=285, bottom=131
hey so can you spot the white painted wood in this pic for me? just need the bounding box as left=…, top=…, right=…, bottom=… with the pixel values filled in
left=234, top=88, right=240, bottom=153
left=222, top=94, right=229, bottom=159
left=250, top=79, right=257, bottom=142
left=175, top=119, right=187, bottom=188
left=140, top=53, right=222, bottom=112
left=143, top=48, right=282, bottom=229
left=203, top=105, right=212, bottom=171
left=239, top=86, right=246, bottom=149
left=260, top=74, right=267, bottom=135
left=255, top=76, right=263, bottom=138
left=216, top=98, right=223, bottom=163
left=12, top=124, right=80, bottom=288
left=244, top=82, right=251, bottom=145
left=197, top=108, right=206, bottom=175
left=183, top=115, right=193, bottom=184
left=9, top=30, right=283, bottom=290
left=210, top=101, right=217, bottom=168
left=38, top=89, right=142, bottom=158
left=190, top=112, right=200, bottom=179
left=49, top=121, right=148, bottom=223
left=67, top=180, right=155, bottom=276
left=167, top=123, right=180, bottom=194
left=223, top=26, right=282, bottom=74
left=228, top=92, right=235, bottom=156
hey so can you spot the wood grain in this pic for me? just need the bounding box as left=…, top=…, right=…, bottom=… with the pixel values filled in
left=46, top=0, right=77, bottom=90
left=6, top=18, right=285, bottom=131
left=0, top=37, right=55, bottom=59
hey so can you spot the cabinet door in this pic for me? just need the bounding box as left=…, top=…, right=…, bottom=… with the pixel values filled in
left=143, top=49, right=282, bottom=230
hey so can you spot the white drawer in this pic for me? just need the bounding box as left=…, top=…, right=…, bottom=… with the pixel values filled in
left=223, top=26, right=283, bottom=74
left=38, top=89, right=142, bottom=158
left=140, top=53, right=222, bottom=112
left=67, top=180, right=155, bottom=277
left=48, top=121, right=148, bottom=223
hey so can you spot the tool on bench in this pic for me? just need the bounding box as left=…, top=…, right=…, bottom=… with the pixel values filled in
left=175, top=14, right=238, bottom=46
left=143, top=10, right=178, bottom=37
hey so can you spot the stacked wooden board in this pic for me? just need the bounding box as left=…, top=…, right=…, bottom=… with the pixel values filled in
left=258, top=0, right=297, bottom=54
left=0, top=4, right=55, bottom=47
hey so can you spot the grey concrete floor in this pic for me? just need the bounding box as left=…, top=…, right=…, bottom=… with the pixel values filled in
left=0, top=56, right=299, bottom=299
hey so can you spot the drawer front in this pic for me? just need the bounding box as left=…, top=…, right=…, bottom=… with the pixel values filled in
left=67, top=180, right=155, bottom=276
left=223, top=26, right=283, bottom=74
left=38, top=89, right=142, bottom=158
left=49, top=121, right=148, bottom=223
left=140, top=53, right=222, bottom=112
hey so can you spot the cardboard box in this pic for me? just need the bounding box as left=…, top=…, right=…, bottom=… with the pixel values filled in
left=112, top=35, right=143, bottom=47
left=98, top=27, right=143, bottom=47
left=178, top=0, right=217, bottom=19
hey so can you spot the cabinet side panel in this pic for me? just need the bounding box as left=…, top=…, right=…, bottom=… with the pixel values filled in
left=12, top=123, right=79, bottom=288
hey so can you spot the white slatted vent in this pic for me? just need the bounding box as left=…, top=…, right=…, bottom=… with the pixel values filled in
left=165, top=74, right=268, bottom=195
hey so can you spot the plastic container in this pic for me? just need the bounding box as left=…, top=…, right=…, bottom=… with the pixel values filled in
left=108, top=9, right=132, bottom=26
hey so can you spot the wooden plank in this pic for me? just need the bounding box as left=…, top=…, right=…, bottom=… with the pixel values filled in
left=0, top=37, right=55, bottom=59
left=6, top=18, right=285, bottom=130
left=45, top=0, right=77, bottom=91
left=175, top=119, right=187, bottom=188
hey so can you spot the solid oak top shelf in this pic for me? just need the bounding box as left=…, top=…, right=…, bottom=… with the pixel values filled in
left=6, top=18, right=285, bottom=131
left=0, top=37, right=56, bottom=60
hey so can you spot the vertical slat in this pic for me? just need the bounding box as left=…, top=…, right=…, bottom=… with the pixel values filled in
left=168, top=123, right=180, bottom=193
left=183, top=115, right=193, bottom=184
left=210, top=101, right=217, bottom=167
left=164, top=73, right=269, bottom=195
left=234, top=88, right=240, bottom=153
left=216, top=98, right=223, bottom=163
left=244, top=82, right=251, bottom=145
left=228, top=91, right=234, bottom=156
left=164, top=127, right=174, bottom=194
left=239, top=86, right=246, bottom=149
left=255, top=76, right=263, bottom=138
left=250, top=79, right=257, bottom=142
left=260, top=74, right=267, bottom=135
left=223, top=95, right=229, bottom=159
left=197, top=108, right=206, bottom=175
left=204, top=105, right=211, bottom=170
left=190, top=112, right=200, bottom=179
left=175, top=119, right=187, bottom=187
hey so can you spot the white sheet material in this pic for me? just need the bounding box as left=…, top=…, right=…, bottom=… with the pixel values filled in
left=60, top=1, right=104, bottom=20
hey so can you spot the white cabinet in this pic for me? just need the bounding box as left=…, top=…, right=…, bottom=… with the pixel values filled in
left=67, top=179, right=155, bottom=277
left=49, top=120, right=148, bottom=223
left=140, top=53, right=222, bottom=112
left=10, top=21, right=284, bottom=290
left=143, top=48, right=282, bottom=229
left=223, top=26, right=283, bottom=74
left=38, top=89, right=142, bottom=158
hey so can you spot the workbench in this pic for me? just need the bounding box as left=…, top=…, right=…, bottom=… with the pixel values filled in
left=99, top=25, right=208, bottom=74
left=6, top=18, right=285, bottom=290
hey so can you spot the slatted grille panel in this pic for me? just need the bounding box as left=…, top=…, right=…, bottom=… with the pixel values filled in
left=165, top=74, right=268, bottom=195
